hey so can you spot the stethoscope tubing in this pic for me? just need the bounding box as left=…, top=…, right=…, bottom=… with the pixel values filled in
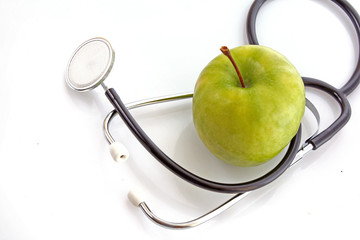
left=104, top=0, right=360, bottom=194
left=96, top=0, right=360, bottom=228
left=247, top=0, right=360, bottom=97
left=246, top=0, right=360, bottom=149
left=302, top=77, right=351, bottom=149
left=105, top=88, right=302, bottom=193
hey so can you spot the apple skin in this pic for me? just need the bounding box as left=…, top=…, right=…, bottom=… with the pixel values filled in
left=192, top=45, right=305, bottom=167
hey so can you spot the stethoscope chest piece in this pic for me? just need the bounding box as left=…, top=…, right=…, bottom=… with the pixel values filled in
left=65, top=37, right=114, bottom=92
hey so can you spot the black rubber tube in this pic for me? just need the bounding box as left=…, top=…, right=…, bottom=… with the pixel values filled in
left=104, top=0, right=360, bottom=193
left=246, top=0, right=360, bottom=148
left=105, top=88, right=302, bottom=193
left=302, top=77, right=351, bottom=149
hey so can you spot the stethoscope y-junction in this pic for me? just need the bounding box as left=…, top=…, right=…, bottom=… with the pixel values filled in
left=65, top=0, right=360, bottom=229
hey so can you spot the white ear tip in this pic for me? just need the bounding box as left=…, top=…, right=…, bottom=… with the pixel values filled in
left=109, top=142, right=129, bottom=162
left=128, top=188, right=145, bottom=206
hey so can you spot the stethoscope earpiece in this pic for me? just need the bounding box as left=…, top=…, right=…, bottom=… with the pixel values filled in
left=109, top=142, right=129, bottom=162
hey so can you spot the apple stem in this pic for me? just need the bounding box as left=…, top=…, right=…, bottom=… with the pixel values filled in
left=220, top=46, right=245, bottom=88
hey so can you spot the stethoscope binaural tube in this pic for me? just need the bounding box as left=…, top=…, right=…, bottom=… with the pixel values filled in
left=246, top=0, right=360, bottom=149
left=103, top=92, right=316, bottom=229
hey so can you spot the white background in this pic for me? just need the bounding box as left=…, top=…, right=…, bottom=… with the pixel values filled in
left=1, top=0, right=360, bottom=239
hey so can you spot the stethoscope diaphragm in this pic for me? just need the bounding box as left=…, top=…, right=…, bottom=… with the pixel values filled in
left=65, top=37, right=114, bottom=92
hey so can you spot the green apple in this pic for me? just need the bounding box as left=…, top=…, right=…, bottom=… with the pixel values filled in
left=192, top=45, right=305, bottom=167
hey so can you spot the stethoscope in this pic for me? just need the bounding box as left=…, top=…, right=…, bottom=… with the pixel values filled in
left=65, top=0, right=360, bottom=229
